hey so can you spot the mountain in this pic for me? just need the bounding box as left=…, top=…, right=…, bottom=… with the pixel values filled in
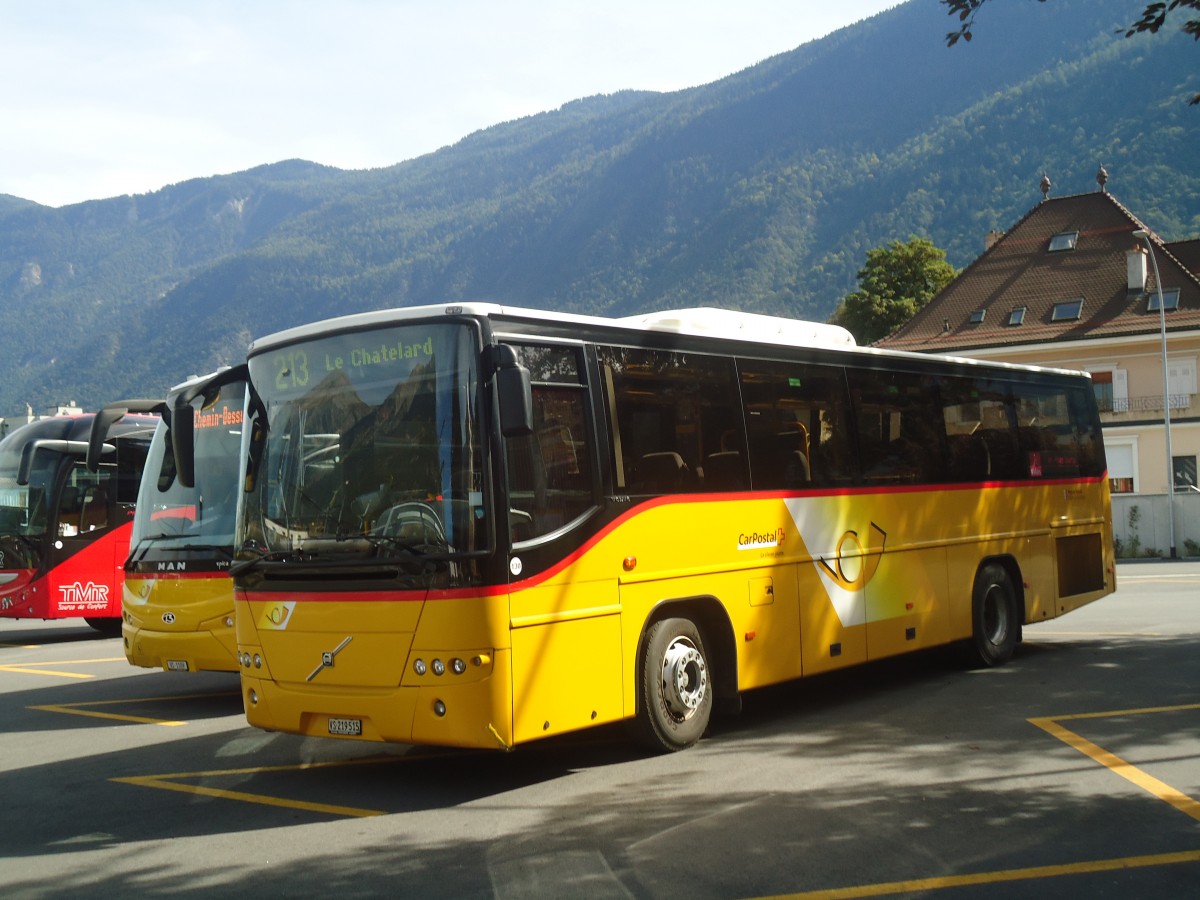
left=2, top=0, right=1198, bottom=414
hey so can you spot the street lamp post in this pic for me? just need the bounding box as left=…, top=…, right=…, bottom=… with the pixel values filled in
left=1132, top=228, right=1177, bottom=559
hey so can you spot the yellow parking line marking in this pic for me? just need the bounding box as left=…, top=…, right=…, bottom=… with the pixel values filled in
left=112, top=756, right=395, bottom=818
left=760, top=703, right=1200, bottom=899
left=114, top=776, right=382, bottom=818
left=0, top=656, right=127, bottom=679
left=1030, top=703, right=1200, bottom=823
left=2, top=666, right=95, bottom=679
left=28, top=691, right=239, bottom=727
left=761, top=849, right=1200, bottom=899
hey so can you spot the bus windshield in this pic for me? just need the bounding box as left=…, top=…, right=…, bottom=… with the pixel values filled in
left=132, top=384, right=246, bottom=551
left=0, top=443, right=53, bottom=539
left=241, top=323, right=483, bottom=562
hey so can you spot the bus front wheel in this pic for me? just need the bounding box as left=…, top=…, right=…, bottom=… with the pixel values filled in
left=965, top=562, right=1018, bottom=667
left=635, top=616, right=712, bottom=752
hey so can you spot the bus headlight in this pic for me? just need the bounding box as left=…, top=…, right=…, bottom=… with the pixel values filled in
left=413, top=659, right=427, bottom=676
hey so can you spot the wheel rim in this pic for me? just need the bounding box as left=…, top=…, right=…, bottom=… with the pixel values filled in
left=982, top=583, right=1010, bottom=645
left=659, top=636, right=708, bottom=722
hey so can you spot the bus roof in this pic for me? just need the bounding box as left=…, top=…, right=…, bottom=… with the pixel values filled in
left=246, top=302, right=1090, bottom=380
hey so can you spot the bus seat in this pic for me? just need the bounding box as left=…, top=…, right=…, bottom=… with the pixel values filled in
left=58, top=485, right=81, bottom=514
left=784, top=450, right=811, bottom=486
left=948, top=433, right=990, bottom=481
left=636, top=452, right=688, bottom=494
left=704, top=451, right=746, bottom=491
left=80, top=487, right=109, bottom=532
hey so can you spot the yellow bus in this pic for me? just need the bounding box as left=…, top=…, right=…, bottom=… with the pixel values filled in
left=100, top=372, right=246, bottom=673
left=185, top=304, right=1113, bottom=752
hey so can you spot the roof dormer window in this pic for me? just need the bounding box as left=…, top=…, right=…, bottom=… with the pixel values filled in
left=968, top=309, right=986, bottom=324
left=1048, top=231, right=1079, bottom=252
left=1052, top=298, right=1084, bottom=321
left=1147, top=288, right=1180, bottom=312
left=1007, top=307, right=1026, bottom=326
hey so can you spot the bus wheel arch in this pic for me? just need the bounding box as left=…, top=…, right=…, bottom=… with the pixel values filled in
left=964, top=557, right=1023, bottom=668
left=85, top=617, right=122, bottom=636
left=632, top=597, right=736, bottom=752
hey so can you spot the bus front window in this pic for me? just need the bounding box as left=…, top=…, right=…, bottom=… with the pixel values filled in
left=241, top=324, right=484, bottom=564
left=0, top=441, right=54, bottom=568
left=131, top=384, right=246, bottom=552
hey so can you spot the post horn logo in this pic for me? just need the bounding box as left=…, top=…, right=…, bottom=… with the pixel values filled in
left=818, top=522, right=887, bottom=591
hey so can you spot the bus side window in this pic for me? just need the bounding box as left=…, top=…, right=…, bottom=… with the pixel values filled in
left=504, top=344, right=596, bottom=542
left=599, top=346, right=746, bottom=495
left=847, top=369, right=945, bottom=485
left=1012, top=382, right=1098, bottom=479
left=940, top=375, right=1022, bottom=482
left=739, top=359, right=853, bottom=490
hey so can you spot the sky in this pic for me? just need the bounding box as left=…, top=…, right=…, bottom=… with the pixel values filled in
left=1, top=1, right=899, bottom=208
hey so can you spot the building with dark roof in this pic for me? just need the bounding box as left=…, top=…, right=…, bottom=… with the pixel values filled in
left=877, top=186, right=1199, bottom=553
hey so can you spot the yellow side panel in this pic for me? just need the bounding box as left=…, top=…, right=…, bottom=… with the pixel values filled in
left=736, top=568, right=803, bottom=689
left=864, top=546, right=950, bottom=660
left=797, top=560, right=866, bottom=676
left=511, top=615, right=623, bottom=744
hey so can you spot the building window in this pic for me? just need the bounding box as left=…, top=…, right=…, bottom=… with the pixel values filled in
left=1174, top=456, right=1197, bottom=493
left=1052, top=299, right=1084, bottom=321
left=968, top=309, right=986, bottom=324
left=1147, top=288, right=1181, bottom=313
left=1091, top=371, right=1113, bottom=413
left=1007, top=307, right=1026, bottom=326
left=1048, top=231, right=1079, bottom=252
left=1105, top=439, right=1137, bottom=494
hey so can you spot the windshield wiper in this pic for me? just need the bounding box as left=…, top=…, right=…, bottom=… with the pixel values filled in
left=229, top=547, right=307, bottom=577
left=360, top=534, right=446, bottom=558
left=131, top=536, right=234, bottom=564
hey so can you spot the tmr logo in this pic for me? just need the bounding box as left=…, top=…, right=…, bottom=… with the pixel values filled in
left=58, top=582, right=111, bottom=611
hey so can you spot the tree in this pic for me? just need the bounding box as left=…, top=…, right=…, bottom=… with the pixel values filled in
left=942, top=0, right=1200, bottom=105
left=829, top=237, right=957, bottom=344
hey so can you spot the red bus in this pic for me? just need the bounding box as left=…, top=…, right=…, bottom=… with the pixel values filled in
left=0, top=413, right=156, bottom=633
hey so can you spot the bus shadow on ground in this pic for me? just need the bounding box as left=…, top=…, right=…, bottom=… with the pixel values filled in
left=4, top=632, right=1198, bottom=862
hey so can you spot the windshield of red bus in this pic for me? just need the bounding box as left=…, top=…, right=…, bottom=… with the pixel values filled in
left=240, top=323, right=484, bottom=561
left=131, top=384, right=246, bottom=550
left=0, top=439, right=54, bottom=540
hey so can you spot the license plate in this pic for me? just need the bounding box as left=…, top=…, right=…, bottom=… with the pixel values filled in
left=327, top=717, right=362, bottom=736
left=166, top=660, right=190, bottom=672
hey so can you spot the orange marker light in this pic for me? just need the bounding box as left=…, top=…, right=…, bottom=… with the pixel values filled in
left=623, top=556, right=637, bottom=571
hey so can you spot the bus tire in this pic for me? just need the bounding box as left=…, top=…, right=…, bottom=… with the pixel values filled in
left=635, top=616, right=712, bottom=752
left=965, top=562, right=1018, bottom=667
left=85, top=617, right=122, bottom=636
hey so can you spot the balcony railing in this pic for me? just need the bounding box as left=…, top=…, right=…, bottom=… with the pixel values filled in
left=1098, top=393, right=1193, bottom=415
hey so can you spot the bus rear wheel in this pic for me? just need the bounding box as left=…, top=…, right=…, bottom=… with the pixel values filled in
left=965, top=562, right=1018, bottom=667
left=635, top=616, right=712, bottom=752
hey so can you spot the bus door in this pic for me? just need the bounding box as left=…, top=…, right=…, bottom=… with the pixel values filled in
left=500, top=341, right=619, bottom=744
left=47, top=459, right=126, bottom=619
left=847, top=369, right=953, bottom=660
left=740, top=359, right=867, bottom=676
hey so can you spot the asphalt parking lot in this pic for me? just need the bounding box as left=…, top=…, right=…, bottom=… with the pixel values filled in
left=2, top=561, right=1198, bottom=898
